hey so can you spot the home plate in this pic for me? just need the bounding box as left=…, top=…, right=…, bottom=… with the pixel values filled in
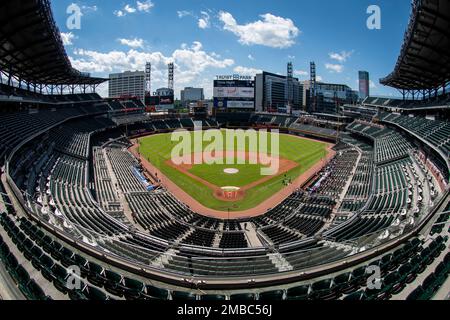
left=224, top=168, right=239, bottom=174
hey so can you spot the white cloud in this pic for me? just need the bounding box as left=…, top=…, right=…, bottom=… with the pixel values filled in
left=177, top=10, right=193, bottom=18
left=115, top=1, right=153, bottom=17
left=124, top=4, right=136, bottom=13
left=288, top=55, right=296, bottom=60
left=370, top=80, right=377, bottom=89
left=329, top=50, right=354, bottom=63
left=316, top=75, right=323, bottom=82
left=70, top=42, right=234, bottom=98
left=198, top=11, right=210, bottom=29
left=325, top=63, right=344, bottom=73
left=137, top=1, right=154, bottom=12
left=60, top=32, right=76, bottom=46
left=81, top=5, right=98, bottom=14
left=219, top=11, right=300, bottom=48
left=294, top=70, right=308, bottom=77
left=233, top=66, right=262, bottom=76
left=248, top=54, right=255, bottom=61
left=114, top=10, right=125, bottom=17
left=118, top=38, right=145, bottom=49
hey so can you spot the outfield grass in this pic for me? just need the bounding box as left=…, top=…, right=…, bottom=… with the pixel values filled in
left=138, top=130, right=328, bottom=212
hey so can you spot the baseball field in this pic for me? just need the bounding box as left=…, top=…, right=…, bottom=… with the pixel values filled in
left=137, top=130, right=329, bottom=212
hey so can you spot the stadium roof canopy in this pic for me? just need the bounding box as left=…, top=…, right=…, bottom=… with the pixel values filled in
left=0, top=0, right=106, bottom=86
left=380, top=0, right=450, bottom=91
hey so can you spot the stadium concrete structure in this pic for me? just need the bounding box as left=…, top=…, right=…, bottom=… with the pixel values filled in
left=0, top=0, right=449, bottom=302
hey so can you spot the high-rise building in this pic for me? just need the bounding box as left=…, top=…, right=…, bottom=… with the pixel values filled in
left=181, top=87, right=204, bottom=106
left=303, top=80, right=357, bottom=114
left=359, top=71, right=370, bottom=100
left=109, top=71, right=145, bottom=102
left=254, top=71, right=303, bottom=113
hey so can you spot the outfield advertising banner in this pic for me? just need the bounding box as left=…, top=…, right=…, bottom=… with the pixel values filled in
left=227, top=100, right=255, bottom=109
left=214, top=98, right=254, bottom=109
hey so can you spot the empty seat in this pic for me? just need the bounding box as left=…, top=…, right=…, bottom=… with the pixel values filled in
left=286, top=285, right=310, bottom=300
left=171, top=291, right=197, bottom=301
left=259, top=290, right=284, bottom=301
left=144, top=285, right=170, bottom=300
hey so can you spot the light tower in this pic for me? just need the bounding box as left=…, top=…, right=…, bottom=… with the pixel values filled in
left=145, top=62, right=152, bottom=95
left=168, top=63, right=174, bottom=91
left=310, top=62, right=317, bottom=113
left=287, top=62, right=294, bottom=109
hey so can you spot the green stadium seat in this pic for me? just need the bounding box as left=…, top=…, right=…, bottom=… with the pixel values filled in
left=171, top=291, right=197, bottom=301
left=333, top=272, right=356, bottom=294
left=200, top=294, right=226, bottom=301
left=30, top=246, right=44, bottom=269
left=68, top=282, right=88, bottom=301
left=410, top=255, right=426, bottom=274
left=49, top=241, right=64, bottom=260
left=21, top=239, right=35, bottom=261
left=420, top=247, right=433, bottom=265
left=286, top=285, right=310, bottom=300
left=12, top=231, right=26, bottom=245
left=87, top=262, right=107, bottom=287
left=60, top=247, right=75, bottom=268
left=73, top=254, right=89, bottom=277
left=229, top=293, right=257, bottom=301
left=85, top=285, right=109, bottom=301
left=398, top=263, right=416, bottom=284
left=343, top=291, right=365, bottom=300
left=351, top=266, right=369, bottom=286
left=0, top=242, right=10, bottom=259
left=406, top=286, right=424, bottom=301
left=27, top=279, right=49, bottom=300
left=122, top=277, right=145, bottom=300
left=51, top=264, right=70, bottom=294
left=143, top=285, right=170, bottom=300
left=30, top=229, right=45, bottom=242
left=40, top=235, right=54, bottom=253
left=382, top=271, right=404, bottom=296
left=104, top=270, right=125, bottom=297
left=258, top=290, right=284, bottom=301
left=39, top=254, right=55, bottom=281
left=14, top=265, right=31, bottom=287
left=421, top=273, right=441, bottom=299
left=5, top=253, right=19, bottom=276
left=310, top=279, right=337, bottom=300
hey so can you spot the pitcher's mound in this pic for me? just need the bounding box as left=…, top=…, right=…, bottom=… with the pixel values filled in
left=219, top=186, right=243, bottom=201
left=224, top=168, right=239, bottom=174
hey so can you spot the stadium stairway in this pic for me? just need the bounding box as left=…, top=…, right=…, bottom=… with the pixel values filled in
left=100, top=148, right=143, bottom=232
left=242, top=223, right=264, bottom=248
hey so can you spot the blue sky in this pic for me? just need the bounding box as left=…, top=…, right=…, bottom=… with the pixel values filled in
left=51, top=0, right=413, bottom=98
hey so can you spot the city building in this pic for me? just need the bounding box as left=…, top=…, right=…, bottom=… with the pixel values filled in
left=255, top=71, right=304, bottom=113
left=303, top=80, right=358, bottom=114
left=359, top=71, right=370, bottom=100
left=108, top=71, right=145, bottom=103
left=181, top=87, right=204, bottom=107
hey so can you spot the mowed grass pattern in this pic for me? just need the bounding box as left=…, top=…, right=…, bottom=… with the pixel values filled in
left=139, top=130, right=328, bottom=211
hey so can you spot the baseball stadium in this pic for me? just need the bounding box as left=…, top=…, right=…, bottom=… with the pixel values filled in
left=0, top=0, right=449, bottom=302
